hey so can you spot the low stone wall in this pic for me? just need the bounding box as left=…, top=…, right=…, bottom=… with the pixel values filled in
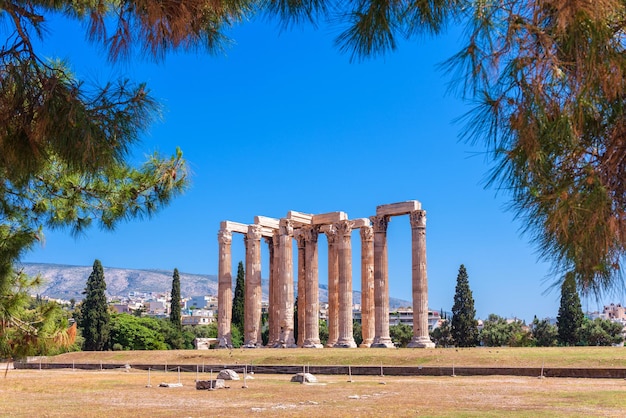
left=13, top=361, right=626, bottom=379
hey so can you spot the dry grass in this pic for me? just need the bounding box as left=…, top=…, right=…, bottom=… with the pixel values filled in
left=5, top=348, right=626, bottom=416
left=2, top=368, right=626, bottom=417
left=44, top=346, right=626, bottom=369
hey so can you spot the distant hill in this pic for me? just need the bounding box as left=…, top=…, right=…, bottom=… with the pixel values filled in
left=20, top=262, right=412, bottom=308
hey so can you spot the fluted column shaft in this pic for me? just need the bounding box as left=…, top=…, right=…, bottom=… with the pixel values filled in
left=360, top=225, right=375, bottom=347
left=324, top=225, right=339, bottom=347
left=217, top=229, right=233, bottom=348
left=408, top=210, right=435, bottom=348
left=335, top=221, right=356, bottom=348
left=295, top=230, right=306, bottom=347
left=277, top=219, right=296, bottom=347
left=370, top=215, right=394, bottom=348
left=303, top=226, right=323, bottom=348
left=267, top=234, right=279, bottom=347
left=244, top=224, right=263, bottom=347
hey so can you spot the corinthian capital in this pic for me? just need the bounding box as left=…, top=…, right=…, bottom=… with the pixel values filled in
left=323, top=224, right=338, bottom=245
left=360, top=225, right=373, bottom=242
left=247, top=224, right=263, bottom=241
left=293, top=229, right=306, bottom=248
left=302, top=225, right=318, bottom=244
left=370, top=215, right=389, bottom=233
left=335, top=220, right=353, bottom=237
left=409, top=210, right=426, bottom=229
left=217, top=229, right=232, bottom=245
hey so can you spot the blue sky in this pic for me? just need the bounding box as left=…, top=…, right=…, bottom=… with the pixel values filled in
left=21, top=13, right=621, bottom=322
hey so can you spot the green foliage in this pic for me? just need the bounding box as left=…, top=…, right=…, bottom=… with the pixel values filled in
left=444, top=2, right=626, bottom=293
left=109, top=314, right=167, bottom=350
left=353, top=320, right=363, bottom=346
left=169, top=268, right=182, bottom=331
left=480, top=314, right=530, bottom=347
left=430, top=320, right=454, bottom=348
left=231, top=261, right=245, bottom=335
left=319, top=320, right=329, bottom=346
left=578, top=318, right=624, bottom=347
left=531, top=317, right=558, bottom=347
left=390, top=323, right=413, bottom=348
left=230, top=324, right=243, bottom=348
left=451, top=264, right=478, bottom=347
left=557, top=273, right=584, bottom=346
left=79, top=260, right=110, bottom=351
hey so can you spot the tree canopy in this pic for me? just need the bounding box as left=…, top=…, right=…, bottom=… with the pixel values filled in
left=451, top=264, right=478, bottom=347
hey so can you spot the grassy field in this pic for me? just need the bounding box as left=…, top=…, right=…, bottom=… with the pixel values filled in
left=3, top=348, right=626, bottom=417
left=42, top=346, right=626, bottom=369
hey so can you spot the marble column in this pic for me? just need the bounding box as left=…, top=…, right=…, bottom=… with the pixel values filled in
left=370, top=215, right=394, bottom=348
left=244, top=224, right=263, bottom=348
left=302, top=225, right=323, bottom=348
left=267, top=233, right=279, bottom=347
left=294, top=229, right=306, bottom=347
left=408, top=210, right=435, bottom=348
left=277, top=219, right=296, bottom=347
left=335, top=220, right=356, bottom=348
left=360, top=225, right=375, bottom=347
left=324, top=225, right=339, bottom=347
left=217, top=229, right=233, bottom=348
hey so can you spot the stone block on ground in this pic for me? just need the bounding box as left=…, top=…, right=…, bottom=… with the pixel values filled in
left=217, top=369, right=240, bottom=380
left=196, top=379, right=226, bottom=390
left=290, top=373, right=317, bottom=383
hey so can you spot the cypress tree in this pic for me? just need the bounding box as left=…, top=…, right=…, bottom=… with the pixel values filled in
left=557, top=273, right=584, bottom=346
left=170, top=268, right=182, bottom=331
left=231, top=261, right=245, bottom=333
left=80, top=259, right=110, bottom=351
left=451, top=264, right=479, bottom=347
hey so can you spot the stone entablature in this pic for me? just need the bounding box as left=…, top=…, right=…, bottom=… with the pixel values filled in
left=216, top=200, right=434, bottom=349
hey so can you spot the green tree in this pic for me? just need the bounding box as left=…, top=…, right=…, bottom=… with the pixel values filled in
left=231, top=261, right=245, bottom=334
left=79, top=260, right=110, bottom=351
left=319, top=320, right=329, bottom=346
left=170, top=268, right=182, bottom=331
left=557, top=273, right=584, bottom=346
left=1, top=1, right=191, bottom=357
left=109, top=314, right=167, bottom=350
left=578, top=318, right=624, bottom=347
left=353, top=320, right=363, bottom=346
left=531, top=317, right=558, bottom=348
left=451, top=265, right=478, bottom=347
left=390, top=323, right=413, bottom=348
left=480, top=314, right=529, bottom=347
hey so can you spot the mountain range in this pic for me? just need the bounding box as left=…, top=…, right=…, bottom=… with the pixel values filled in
left=20, top=262, right=412, bottom=309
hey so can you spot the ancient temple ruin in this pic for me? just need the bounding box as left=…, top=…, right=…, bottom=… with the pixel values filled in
left=216, top=200, right=435, bottom=349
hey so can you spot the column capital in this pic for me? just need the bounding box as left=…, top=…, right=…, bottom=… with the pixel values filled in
left=370, top=215, right=389, bottom=233
left=279, top=218, right=294, bottom=236
left=302, top=225, right=319, bottom=244
left=323, top=224, right=338, bottom=244
left=334, top=220, right=353, bottom=237
left=293, top=228, right=306, bottom=248
left=409, top=210, right=427, bottom=229
left=217, top=229, right=232, bottom=245
left=247, top=224, right=263, bottom=240
left=360, top=225, right=374, bottom=242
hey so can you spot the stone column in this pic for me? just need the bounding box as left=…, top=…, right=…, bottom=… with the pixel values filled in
left=335, top=220, right=356, bottom=348
left=370, top=215, right=394, bottom=348
left=302, top=226, right=323, bottom=348
left=244, top=224, right=263, bottom=348
left=408, top=210, right=435, bottom=348
left=360, top=225, right=375, bottom=347
left=324, top=225, right=339, bottom=347
left=267, top=233, right=279, bottom=347
left=277, top=219, right=296, bottom=347
left=294, top=229, right=307, bottom=347
left=217, top=229, right=233, bottom=348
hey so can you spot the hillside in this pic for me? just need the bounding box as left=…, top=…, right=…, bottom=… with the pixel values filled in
left=20, top=262, right=412, bottom=308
